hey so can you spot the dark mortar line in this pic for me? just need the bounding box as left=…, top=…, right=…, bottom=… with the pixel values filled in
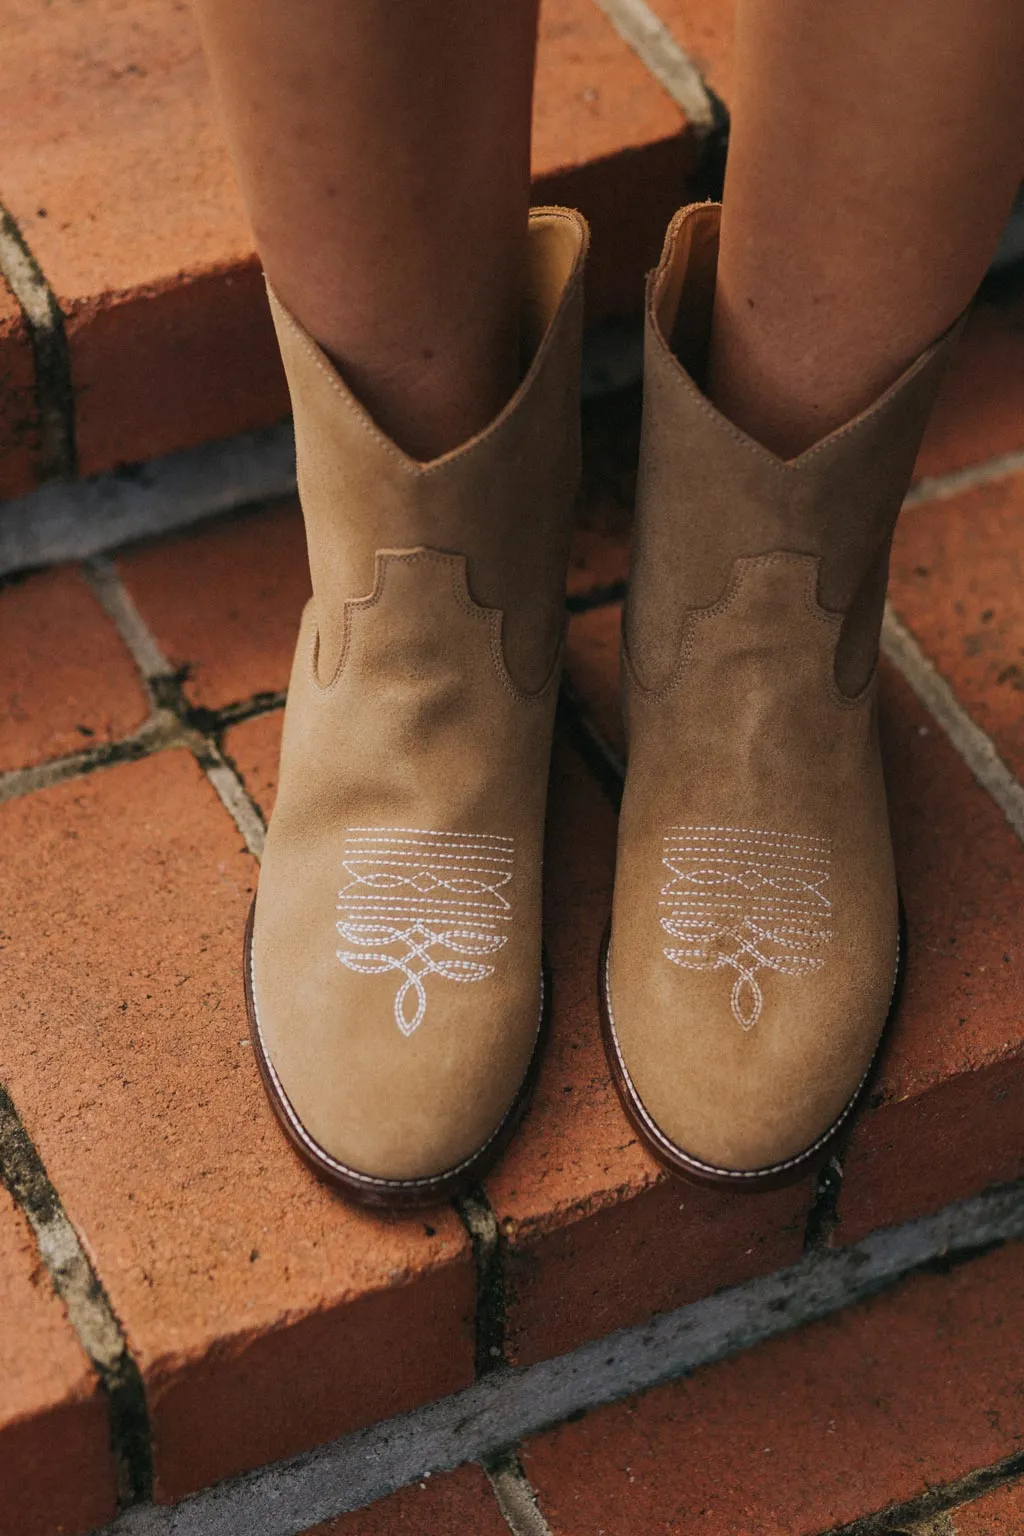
left=0, top=712, right=183, bottom=805
left=0, top=1085, right=153, bottom=1505
left=565, top=579, right=627, bottom=616
left=821, top=1448, right=1024, bottom=1535
left=0, top=203, right=77, bottom=480
left=803, top=1155, right=845, bottom=1253
left=453, top=1188, right=510, bottom=1380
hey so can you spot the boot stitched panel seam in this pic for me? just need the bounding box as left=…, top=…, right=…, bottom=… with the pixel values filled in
left=311, top=550, right=564, bottom=703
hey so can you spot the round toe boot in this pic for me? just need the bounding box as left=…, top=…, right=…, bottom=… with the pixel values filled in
left=602, top=202, right=964, bottom=1189
left=248, top=208, right=588, bottom=1207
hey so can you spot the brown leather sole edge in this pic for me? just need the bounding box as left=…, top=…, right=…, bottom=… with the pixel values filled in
left=243, top=899, right=550, bottom=1211
left=598, top=902, right=908, bottom=1193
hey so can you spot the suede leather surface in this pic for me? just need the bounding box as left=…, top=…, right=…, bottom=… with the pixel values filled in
left=606, top=203, right=963, bottom=1176
left=252, top=209, right=588, bottom=1185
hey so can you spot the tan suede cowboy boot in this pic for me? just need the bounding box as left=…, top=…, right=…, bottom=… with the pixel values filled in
left=246, top=208, right=588, bottom=1208
left=602, top=202, right=963, bottom=1189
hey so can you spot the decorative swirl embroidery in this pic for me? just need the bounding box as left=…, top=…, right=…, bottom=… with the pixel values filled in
left=336, top=828, right=513, bottom=1035
left=659, top=825, right=833, bottom=1029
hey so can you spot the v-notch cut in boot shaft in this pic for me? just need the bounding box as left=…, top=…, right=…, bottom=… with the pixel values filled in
left=604, top=201, right=964, bottom=1187
left=248, top=207, right=589, bottom=1205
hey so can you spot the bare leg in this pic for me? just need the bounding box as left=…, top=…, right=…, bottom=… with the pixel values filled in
left=709, top=0, right=1024, bottom=457
left=194, top=0, right=539, bottom=459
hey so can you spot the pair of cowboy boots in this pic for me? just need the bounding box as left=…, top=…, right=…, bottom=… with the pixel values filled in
left=245, top=202, right=959, bottom=1207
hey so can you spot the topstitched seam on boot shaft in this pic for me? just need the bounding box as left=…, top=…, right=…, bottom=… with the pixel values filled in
left=249, top=939, right=545, bottom=1189
left=308, top=549, right=564, bottom=702
left=267, top=215, right=587, bottom=484
left=622, top=554, right=869, bottom=709
left=602, top=939, right=895, bottom=1180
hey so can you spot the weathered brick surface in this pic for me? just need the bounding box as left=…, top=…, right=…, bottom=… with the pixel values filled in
left=0, top=753, right=475, bottom=1501
left=523, top=1242, right=1024, bottom=1535
left=838, top=662, right=1024, bottom=1241
left=0, top=0, right=698, bottom=485
left=485, top=739, right=809, bottom=1367
left=0, top=1184, right=118, bottom=1536
left=953, top=1477, right=1024, bottom=1533
left=0, top=564, right=148, bottom=772
left=118, top=497, right=308, bottom=711
left=0, top=276, right=41, bottom=499
left=890, top=471, right=1024, bottom=784
left=302, top=1465, right=507, bottom=1536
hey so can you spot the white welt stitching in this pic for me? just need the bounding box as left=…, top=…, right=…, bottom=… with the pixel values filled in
left=660, top=825, right=834, bottom=1029
left=336, top=827, right=514, bottom=1035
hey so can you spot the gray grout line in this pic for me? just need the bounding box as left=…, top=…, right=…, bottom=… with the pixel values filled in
left=0, top=713, right=180, bottom=806
left=84, top=556, right=173, bottom=682
left=0, top=1085, right=153, bottom=1506
left=483, top=1449, right=554, bottom=1536
left=881, top=603, right=1024, bottom=843
left=589, top=0, right=716, bottom=133
left=81, top=555, right=269, bottom=858
left=0, top=202, right=76, bottom=480
left=904, top=445, right=1024, bottom=507
left=90, top=1179, right=1024, bottom=1536
left=454, top=1189, right=508, bottom=1378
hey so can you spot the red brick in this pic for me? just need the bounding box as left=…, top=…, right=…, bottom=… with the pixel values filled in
left=889, top=471, right=1024, bottom=784
left=485, top=738, right=809, bottom=1367
left=118, top=498, right=309, bottom=711
left=0, top=753, right=475, bottom=1501
left=524, top=1242, right=1024, bottom=1535
left=0, top=0, right=288, bottom=476
left=0, top=1183, right=117, bottom=1536
left=917, top=287, right=1024, bottom=480
left=0, top=564, right=148, bottom=772
left=953, top=1478, right=1024, bottom=1533
left=838, top=662, right=1024, bottom=1241
left=0, top=276, right=41, bottom=499
left=303, top=1465, right=507, bottom=1536
left=0, top=0, right=694, bottom=483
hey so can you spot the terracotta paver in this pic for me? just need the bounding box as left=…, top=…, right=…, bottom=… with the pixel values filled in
left=953, top=1478, right=1024, bottom=1533
left=838, top=661, right=1024, bottom=1240
left=522, top=1241, right=1024, bottom=1535
left=0, top=1183, right=117, bottom=1536
left=0, top=564, right=148, bottom=772
left=118, top=498, right=309, bottom=711
left=0, top=276, right=40, bottom=500
left=916, top=286, right=1024, bottom=480
left=485, top=737, right=809, bottom=1367
left=303, top=1465, right=507, bottom=1536
left=0, top=0, right=697, bottom=484
left=0, top=752, right=475, bottom=1502
left=889, top=471, right=1024, bottom=784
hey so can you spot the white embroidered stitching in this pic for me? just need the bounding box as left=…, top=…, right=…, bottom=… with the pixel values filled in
left=660, top=825, right=834, bottom=1029
left=336, top=828, right=513, bottom=1035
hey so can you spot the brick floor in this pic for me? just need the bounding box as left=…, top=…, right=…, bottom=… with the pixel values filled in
left=0, top=1184, right=117, bottom=1536
left=522, top=1242, right=1024, bottom=1535
left=0, top=564, right=148, bottom=772
left=302, top=1465, right=508, bottom=1536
